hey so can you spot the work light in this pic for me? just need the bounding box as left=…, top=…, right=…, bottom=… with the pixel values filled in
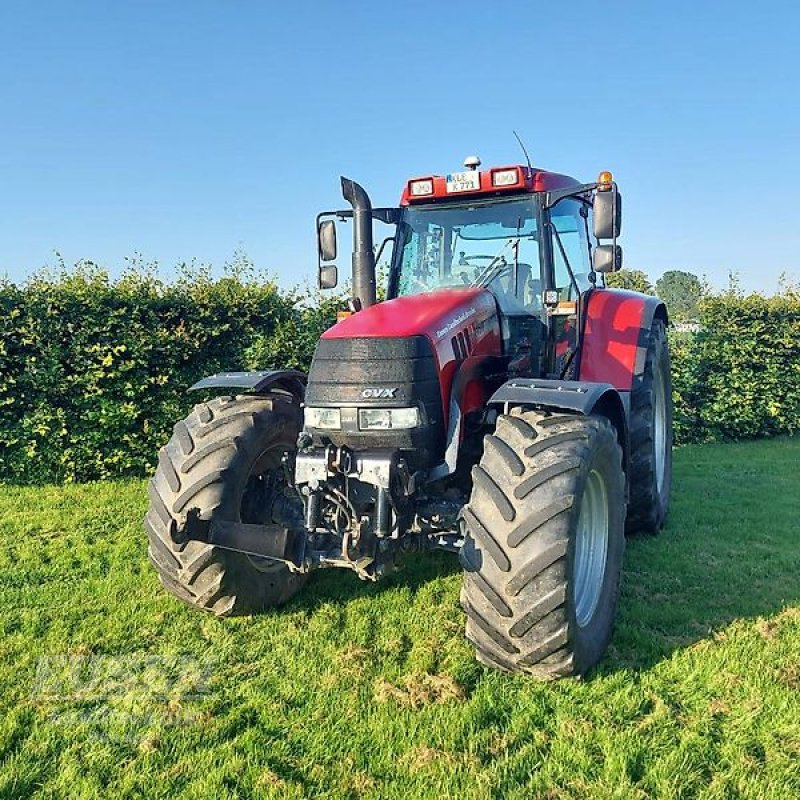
left=491, top=168, right=520, bottom=187
left=408, top=179, right=434, bottom=197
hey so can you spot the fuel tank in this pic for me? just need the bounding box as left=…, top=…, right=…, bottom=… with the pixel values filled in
left=304, top=288, right=502, bottom=468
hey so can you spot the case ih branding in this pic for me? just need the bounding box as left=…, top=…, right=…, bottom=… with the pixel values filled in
left=361, top=387, right=398, bottom=399
left=435, top=308, right=477, bottom=339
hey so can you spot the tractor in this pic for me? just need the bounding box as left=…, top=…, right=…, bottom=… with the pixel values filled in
left=145, top=157, right=672, bottom=678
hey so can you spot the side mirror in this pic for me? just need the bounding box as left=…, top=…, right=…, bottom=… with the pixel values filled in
left=593, top=244, right=623, bottom=273
left=593, top=188, right=622, bottom=240
left=318, top=264, right=338, bottom=290
left=318, top=219, right=338, bottom=262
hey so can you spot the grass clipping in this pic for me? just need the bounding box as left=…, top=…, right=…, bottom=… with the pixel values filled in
left=373, top=672, right=465, bottom=710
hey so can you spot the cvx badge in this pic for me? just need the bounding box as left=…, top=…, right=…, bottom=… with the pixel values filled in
left=361, top=387, right=398, bottom=399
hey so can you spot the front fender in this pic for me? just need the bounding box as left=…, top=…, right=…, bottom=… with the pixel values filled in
left=188, top=369, right=307, bottom=400
left=488, top=378, right=630, bottom=492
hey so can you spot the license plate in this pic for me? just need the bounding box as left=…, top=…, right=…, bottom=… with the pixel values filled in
left=446, top=170, right=481, bottom=193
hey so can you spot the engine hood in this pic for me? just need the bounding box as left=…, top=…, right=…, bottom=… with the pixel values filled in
left=322, top=287, right=497, bottom=345
left=311, top=287, right=503, bottom=460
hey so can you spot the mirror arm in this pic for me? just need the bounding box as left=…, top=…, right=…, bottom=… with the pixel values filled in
left=317, top=207, right=401, bottom=224
left=544, top=182, right=598, bottom=209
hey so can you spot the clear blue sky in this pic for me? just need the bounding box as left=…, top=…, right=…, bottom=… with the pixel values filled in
left=0, top=0, right=797, bottom=292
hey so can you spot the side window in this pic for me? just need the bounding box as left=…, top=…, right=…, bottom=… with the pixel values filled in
left=551, top=199, right=593, bottom=298
left=397, top=222, right=444, bottom=295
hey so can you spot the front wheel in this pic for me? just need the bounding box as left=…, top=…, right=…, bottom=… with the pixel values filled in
left=144, top=394, right=308, bottom=616
left=460, top=410, right=626, bottom=678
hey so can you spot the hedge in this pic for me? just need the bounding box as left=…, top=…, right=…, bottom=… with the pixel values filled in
left=1, top=268, right=797, bottom=484
left=0, top=264, right=341, bottom=483
left=670, top=289, right=800, bottom=444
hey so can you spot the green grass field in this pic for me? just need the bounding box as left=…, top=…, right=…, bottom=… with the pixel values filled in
left=1, top=438, right=799, bottom=799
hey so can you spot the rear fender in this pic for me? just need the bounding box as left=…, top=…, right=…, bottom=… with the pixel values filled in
left=579, top=289, right=668, bottom=390
left=188, top=370, right=307, bottom=400
left=488, top=378, right=629, bottom=493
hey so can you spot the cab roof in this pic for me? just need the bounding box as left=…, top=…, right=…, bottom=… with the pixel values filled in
left=400, top=165, right=581, bottom=206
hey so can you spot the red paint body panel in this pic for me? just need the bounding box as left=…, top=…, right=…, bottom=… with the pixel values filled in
left=400, top=165, right=580, bottom=206
left=579, top=289, right=662, bottom=390
left=323, top=289, right=502, bottom=423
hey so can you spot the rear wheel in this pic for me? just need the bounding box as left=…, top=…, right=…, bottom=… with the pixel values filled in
left=460, top=410, right=625, bottom=678
left=626, top=319, right=673, bottom=533
left=144, top=394, right=307, bottom=616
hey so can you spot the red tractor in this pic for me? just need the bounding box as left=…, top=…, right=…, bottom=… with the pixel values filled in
left=145, top=157, right=672, bottom=678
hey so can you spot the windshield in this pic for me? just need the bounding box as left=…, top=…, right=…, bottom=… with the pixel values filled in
left=390, top=197, right=541, bottom=313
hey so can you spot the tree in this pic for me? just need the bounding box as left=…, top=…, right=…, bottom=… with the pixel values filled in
left=655, top=270, right=702, bottom=321
left=604, top=269, right=654, bottom=295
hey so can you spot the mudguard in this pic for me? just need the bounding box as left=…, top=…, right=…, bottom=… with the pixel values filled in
left=188, top=369, right=306, bottom=399
left=489, top=378, right=621, bottom=416
left=487, top=378, right=630, bottom=484
left=578, top=289, right=667, bottom=390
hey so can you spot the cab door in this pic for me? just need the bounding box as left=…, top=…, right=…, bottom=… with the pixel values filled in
left=489, top=236, right=549, bottom=379
left=547, top=197, right=594, bottom=378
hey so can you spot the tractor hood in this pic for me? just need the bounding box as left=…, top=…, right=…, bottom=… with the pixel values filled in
left=305, top=287, right=503, bottom=471
left=322, top=287, right=496, bottom=346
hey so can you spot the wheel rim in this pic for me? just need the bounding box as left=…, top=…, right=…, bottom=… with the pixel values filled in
left=654, top=366, right=668, bottom=497
left=242, top=440, right=297, bottom=574
left=573, top=468, right=609, bottom=628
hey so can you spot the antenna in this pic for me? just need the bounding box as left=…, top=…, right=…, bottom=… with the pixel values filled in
left=512, top=130, right=533, bottom=175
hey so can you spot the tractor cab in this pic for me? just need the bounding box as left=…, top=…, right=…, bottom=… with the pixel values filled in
left=317, top=157, right=623, bottom=383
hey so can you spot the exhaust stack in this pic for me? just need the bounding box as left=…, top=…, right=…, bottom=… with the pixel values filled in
left=341, top=176, right=376, bottom=309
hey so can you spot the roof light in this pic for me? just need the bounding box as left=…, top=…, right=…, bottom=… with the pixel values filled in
left=597, top=170, right=614, bottom=191
left=408, top=178, right=434, bottom=197
left=491, top=168, right=520, bottom=187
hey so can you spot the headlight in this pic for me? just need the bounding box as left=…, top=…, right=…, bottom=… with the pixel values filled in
left=304, top=407, right=341, bottom=430
left=358, top=407, right=420, bottom=431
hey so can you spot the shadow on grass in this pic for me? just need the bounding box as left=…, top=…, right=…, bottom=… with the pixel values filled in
left=289, top=548, right=462, bottom=612
left=606, top=439, right=800, bottom=673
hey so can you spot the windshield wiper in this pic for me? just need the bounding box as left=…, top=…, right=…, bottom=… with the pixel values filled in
left=470, top=237, right=520, bottom=287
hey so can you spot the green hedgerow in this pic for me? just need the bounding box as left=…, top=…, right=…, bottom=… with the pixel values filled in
left=0, top=264, right=341, bottom=483
left=1, top=264, right=797, bottom=484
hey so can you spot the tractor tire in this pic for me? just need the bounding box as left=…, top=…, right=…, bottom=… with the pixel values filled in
left=625, top=319, right=673, bottom=534
left=460, top=410, right=625, bottom=678
left=144, top=393, right=308, bottom=616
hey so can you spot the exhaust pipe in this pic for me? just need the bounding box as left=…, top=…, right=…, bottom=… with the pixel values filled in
left=341, top=176, right=376, bottom=309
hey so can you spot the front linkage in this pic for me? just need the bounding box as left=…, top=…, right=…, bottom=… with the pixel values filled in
left=186, top=432, right=466, bottom=582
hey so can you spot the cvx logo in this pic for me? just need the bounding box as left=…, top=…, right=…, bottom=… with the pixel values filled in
left=361, top=387, right=398, bottom=399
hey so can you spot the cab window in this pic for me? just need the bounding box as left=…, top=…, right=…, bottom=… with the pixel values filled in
left=550, top=199, right=593, bottom=299
left=393, top=197, right=541, bottom=314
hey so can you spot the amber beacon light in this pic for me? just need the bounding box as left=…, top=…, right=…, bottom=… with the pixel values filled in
left=597, top=170, right=614, bottom=191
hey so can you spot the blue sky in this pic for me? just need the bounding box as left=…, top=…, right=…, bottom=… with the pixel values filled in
left=0, top=1, right=797, bottom=292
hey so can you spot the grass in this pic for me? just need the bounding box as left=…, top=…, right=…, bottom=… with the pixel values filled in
left=1, top=438, right=799, bottom=799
